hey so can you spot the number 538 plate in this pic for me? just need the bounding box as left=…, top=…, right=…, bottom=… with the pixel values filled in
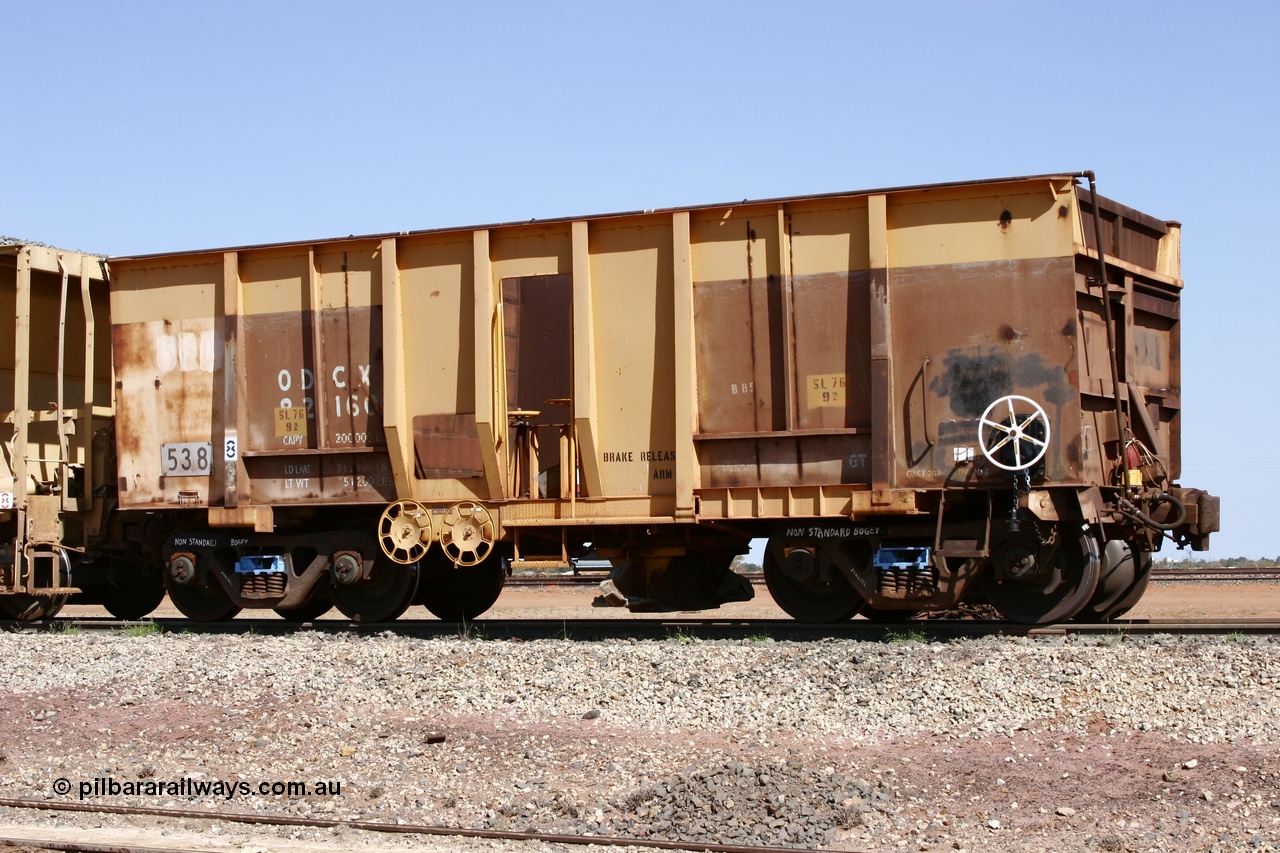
left=161, top=442, right=214, bottom=476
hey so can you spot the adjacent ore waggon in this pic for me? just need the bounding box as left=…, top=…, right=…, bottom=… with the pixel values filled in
left=1, top=174, right=1219, bottom=625
left=1, top=242, right=165, bottom=620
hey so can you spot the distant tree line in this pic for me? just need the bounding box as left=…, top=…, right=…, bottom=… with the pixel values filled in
left=1158, top=556, right=1280, bottom=569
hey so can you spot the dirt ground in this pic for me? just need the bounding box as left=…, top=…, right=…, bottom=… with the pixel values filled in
left=493, top=580, right=1280, bottom=622
left=5, top=582, right=1280, bottom=853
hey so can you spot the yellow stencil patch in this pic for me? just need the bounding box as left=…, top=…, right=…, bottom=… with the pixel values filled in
left=275, top=406, right=308, bottom=437
left=806, top=373, right=847, bottom=408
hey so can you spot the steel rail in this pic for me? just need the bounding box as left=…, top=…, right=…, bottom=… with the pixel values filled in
left=6, top=615, right=1026, bottom=640
left=1152, top=566, right=1280, bottom=583
left=5, top=616, right=1280, bottom=639
left=506, top=573, right=767, bottom=587
left=1, top=836, right=202, bottom=853
left=506, top=573, right=612, bottom=587
left=511, top=568, right=1280, bottom=588
left=0, top=797, right=868, bottom=853
left=1035, top=618, right=1280, bottom=636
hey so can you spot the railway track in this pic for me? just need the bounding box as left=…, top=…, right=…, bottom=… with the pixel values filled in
left=506, top=571, right=618, bottom=587
left=1151, top=566, right=1280, bottom=583
left=5, top=615, right=1279, bottom=639
left=0, top=797, right=858, bottom=853
left=509, top=566, right=1280, bottom=588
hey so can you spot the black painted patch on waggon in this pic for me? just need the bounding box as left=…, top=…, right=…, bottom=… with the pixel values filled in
left=930, top=349, right=1071, bottom=417
left=930, top=351, right=1014, bottom=417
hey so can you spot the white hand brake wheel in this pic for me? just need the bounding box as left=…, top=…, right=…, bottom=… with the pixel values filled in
left=978, top=395, right=1050, bottom=471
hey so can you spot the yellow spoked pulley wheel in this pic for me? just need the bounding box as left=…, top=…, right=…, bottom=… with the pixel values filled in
left=438, top=501, right=496, bottom=567
left=378, top=500, right=432, bottom=565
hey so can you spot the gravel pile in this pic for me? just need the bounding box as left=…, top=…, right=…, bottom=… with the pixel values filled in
left=595, top=758, right=892, bottom=846
left=460, top=755, right=892, bottom=847
left=1, top=235, right=101, bottom=254
left=1, top=236, right=55, bottom=248
left=0, top=631, right=1277, bottom=852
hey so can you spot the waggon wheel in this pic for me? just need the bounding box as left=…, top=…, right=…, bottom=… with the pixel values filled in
left=274, top=588, right=335, bottom=622
left=1075, top=540, right=1152, bottom=622
left=415, top=551, right=505, bottom=621
left=1102, top=546, right=1153, bottom=620
left=99, top=564, right=166, bottom=620
left=0, top=592, right=68, bottom=621
left=763, top=539, right=862, bottom=623
left=330, top=557, right=419, bottom=623
left=165, top=573, right=241, bottom=622
left=980, top=523, right=1100, bottom=625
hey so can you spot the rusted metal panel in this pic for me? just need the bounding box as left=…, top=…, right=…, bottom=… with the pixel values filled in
left=111, top=316, right=220, bottom=507
left=108, top=254, right=222, bottom=508
left=242, top=311, right=320, bottom=452
left=109, top=242, right=393, bottom=508
left=792, top=272, right=873, bottom=430
left=1078, top=189, right=1167, bottom=272
left=241, top=312, right=384, bottom=452
left=503, top=274, right=572, bottom=413
left=693, top=270, right=873, bottom=435
left=321, top=305, right=384, bottom=450
left=890, top=256, right=1082, bottom=488
left=867, top=195, right=892, bottom=502
left=1128, top=285, right=1181, bottom=478
left=413, top=413, right=485, bottom=479
left=243, top=453, right=396, bottom=504
left=1130, top=314, right=1176, bottom=394
left=1076, top=290, right=1115, bottom=399
left=315, top=245, right=384, bottom=453
left=207, top=505, right=274, bottom=532
left=697, top=434, right=872, bottom=489
left=693, top=275, right=785, bottom=433
left=502, top=274, right=572, bottom=474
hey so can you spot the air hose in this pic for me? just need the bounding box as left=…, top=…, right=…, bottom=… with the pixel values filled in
left=1118, top=492, right=1186, bottom=531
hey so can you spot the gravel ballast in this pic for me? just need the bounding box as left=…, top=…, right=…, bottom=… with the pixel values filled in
left=0, top=631, right=1277, bottom=852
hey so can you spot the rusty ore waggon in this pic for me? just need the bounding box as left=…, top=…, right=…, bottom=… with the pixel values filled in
left=0, top=243, right=167, bottom=620
left=1, top=174, right=1219, bottom=625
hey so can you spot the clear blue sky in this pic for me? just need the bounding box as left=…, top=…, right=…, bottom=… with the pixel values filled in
left=3, top=1, right=1275, bottom=560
